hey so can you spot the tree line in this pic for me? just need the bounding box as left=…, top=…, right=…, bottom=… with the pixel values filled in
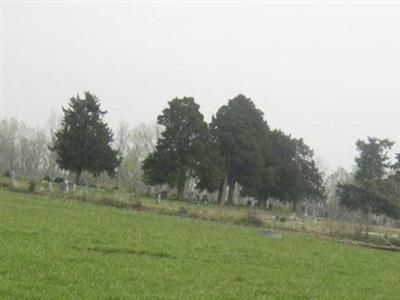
left=2, top=91, right=400, bottom=218
left=141, top=95, right=324, bottom=209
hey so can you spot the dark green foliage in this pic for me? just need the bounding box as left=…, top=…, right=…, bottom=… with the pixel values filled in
left=253, top=129, right=324, bottom=210
left=211, top=94, right=267, bottom=204
left=338, top=137, right=400, bottom=218
left=288, top=138, right=325, bottom=208
left=337, top=184, right=366, bottom=212
left=249, top=129, right=293, bottom=207
left=354, top=137, right=394, bottom=184
left=338, top=179, right=400, bottom=219
left=391, top=153, right=400, bottom=177
left=142, top=94, right=324, bottom=207
left=50, top=92, right=121, bottom=184
left=372, top=178, right=400, bottom=218
left=142, top=97, right=209, bottom=199
left=194, top=128, right=226, bottom=193
left=142, top=142, right=178, bottom=188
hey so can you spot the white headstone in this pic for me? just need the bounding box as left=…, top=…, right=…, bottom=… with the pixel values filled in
left=10, top=170, right=17, bottom=187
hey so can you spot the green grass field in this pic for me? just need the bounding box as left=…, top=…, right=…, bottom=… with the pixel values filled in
left=1, top=189, right=400, bottom=299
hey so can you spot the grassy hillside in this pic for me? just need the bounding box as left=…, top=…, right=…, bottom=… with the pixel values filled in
left=1, top=189, right=399, bottom=299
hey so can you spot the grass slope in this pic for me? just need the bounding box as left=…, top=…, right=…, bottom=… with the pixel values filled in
left=1, top=189, right=399, bottom=299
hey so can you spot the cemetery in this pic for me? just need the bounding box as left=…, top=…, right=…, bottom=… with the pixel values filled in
left=2, top=92, right=400, bottom=299
left=2, top=3, right=400, bottom=298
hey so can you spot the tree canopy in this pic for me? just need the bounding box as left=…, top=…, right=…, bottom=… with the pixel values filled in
left=211, top=94, right=267, bottom=204
left=142, top=94, right=324, bottom=207
left=354, top=137, right=394, bottom=184
left=338, top=137, right=400, bottom=218
left=50, top=92, right=121, bottom=184
left=251, top=130, right=324, bottom=210
left=142, top=97, right=209, bottom=199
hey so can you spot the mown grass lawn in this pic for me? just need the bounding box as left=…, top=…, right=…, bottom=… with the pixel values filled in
left=1, top=189, right=399, bottom=299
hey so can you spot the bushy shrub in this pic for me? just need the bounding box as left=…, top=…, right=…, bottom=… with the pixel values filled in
left=27, top=181, right=36, bottom=192
left=178, top=206, right=188, bottom=216
left=3, top=171, right=11, bottom=178
left=96, top=196, right=128, bottom=209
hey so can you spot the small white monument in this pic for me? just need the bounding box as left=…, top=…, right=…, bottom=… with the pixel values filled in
left=10, top=170, right=17, bottom=187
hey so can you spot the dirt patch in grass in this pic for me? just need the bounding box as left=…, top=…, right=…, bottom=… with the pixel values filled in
left=85, top=246, right=178, bottom=259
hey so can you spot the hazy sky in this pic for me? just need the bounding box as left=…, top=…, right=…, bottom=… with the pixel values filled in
left=2, top=1, right=400, bottom=171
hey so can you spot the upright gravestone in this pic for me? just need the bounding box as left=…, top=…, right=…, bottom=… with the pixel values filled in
left=60, top=181, right=65, bottom=192
left=84, top=184, right=89, bottom=194
left=48, top=181, right=53, bottom=193
left=60, top=180, right=69, bottom=193
left=10, top=170, right=17, bottom=188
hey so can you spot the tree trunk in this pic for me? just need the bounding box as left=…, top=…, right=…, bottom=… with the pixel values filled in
left=292, top=200, right=297, bottom=212
left=176, top=175, right=186, bottom=200
left=227, top=176, right=235, bottom=205
left=217, top=176, right=228, bottom=205
left=363, top=212, right=370, bottom=239
left=75, top=170, right=82, bottom=185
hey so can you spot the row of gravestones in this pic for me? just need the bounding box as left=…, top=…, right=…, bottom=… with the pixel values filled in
left=7, top=171, right=87, bottom=194
left=42, top=180, right=80, bottom=193
left=50, top=180, right=86, bottom=193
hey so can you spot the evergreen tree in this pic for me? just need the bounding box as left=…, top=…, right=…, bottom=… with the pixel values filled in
left=248, top=129, right=292, bottom=208
left=50, top=92, right=121, bottom=184
left=211, top=95, right=267, bottom=204
left=354, top=137, right=394, bottom=184
left=257, top=131, right=324, bottom=211
left=338, top=137, right=399, bottom=217
left=392, top=153, right=400, bottom=177
left=142, top=97, right=209, bottom=199
left=286, top=138, right=324, bottom=211
left=194, top=127, right=226, bottom=194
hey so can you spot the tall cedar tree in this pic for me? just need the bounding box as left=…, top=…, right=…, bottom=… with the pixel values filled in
left=195, top=127, right=226, bottom=193
left=50, top=92, right=121, bottom=184
left=354, top=137, right=394, bottom=184
left=142, top=97, right=209, bottom=199
left=286, top=138, right=324, bottom=211
left=338, top=137, right=400, bottom=217
left=245, top=129, right=290, bottom=208
left=211, top=95, right=267, bottom=204
left=251, top=130, right=324, bottom=210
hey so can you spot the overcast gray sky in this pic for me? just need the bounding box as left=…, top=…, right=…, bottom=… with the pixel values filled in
left=1, top=1, right=400, bottom=171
